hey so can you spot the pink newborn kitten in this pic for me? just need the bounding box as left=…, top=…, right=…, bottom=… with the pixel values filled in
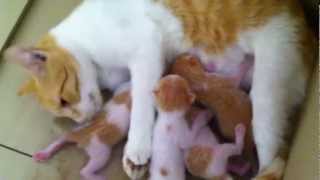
left=184, top=124, right=247, bottom=180
left=150, top=75, right=208, bottom=180
left=33, top=83, right=131, bottom=180
left=150, top=75, right=248, bottom=180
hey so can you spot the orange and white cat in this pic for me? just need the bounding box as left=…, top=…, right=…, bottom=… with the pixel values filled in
left=5, top=0, right=316, bottom=179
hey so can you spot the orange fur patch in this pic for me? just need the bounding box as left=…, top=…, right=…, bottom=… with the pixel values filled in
left=160, top=0, right=313, bottom=56
left=113, top=90, right=131, bottom=109
left=19, top=34, right=80, bottom=115
left=66, top=112, right=124, bottom=147
left=154, top=75, right=194, bottom=111
left=185, top=146, right=212, bottom=177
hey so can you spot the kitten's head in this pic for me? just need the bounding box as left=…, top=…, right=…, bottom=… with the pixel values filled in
left=153, top=75, right=195, bottom=112
left=170, top=54, right=205, bottom=85
left=5, top=35, right=102, bottom=123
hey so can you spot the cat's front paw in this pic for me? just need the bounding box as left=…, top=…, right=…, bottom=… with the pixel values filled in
left=122, top=140, right=151, bottom=179
left=33, top=151, right=51, bottom=162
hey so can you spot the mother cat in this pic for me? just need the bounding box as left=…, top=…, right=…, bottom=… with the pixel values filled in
left=5, top=0, right=315, bottom=179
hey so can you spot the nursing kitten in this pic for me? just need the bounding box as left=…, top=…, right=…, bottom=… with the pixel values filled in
left=6, top=0, right=316, bottom=179
left=33, top=83, right=131, bottom=180
left=151, top=75, right=248, bottom=180
left=150, top=75, right=196, bottom=180
left=170, top=54, right=254, bottom=155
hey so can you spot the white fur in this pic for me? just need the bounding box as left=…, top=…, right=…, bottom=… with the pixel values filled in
left=48, top=0, right=308, bottom=178
left=248, top=13, right=307, bottom=170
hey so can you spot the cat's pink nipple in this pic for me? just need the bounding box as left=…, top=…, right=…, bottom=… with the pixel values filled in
left=205, top=63, right=217, bottom=72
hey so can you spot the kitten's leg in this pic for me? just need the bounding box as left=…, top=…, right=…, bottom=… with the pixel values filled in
left=123, top=50, right=164, bottom=179
left=33, top=136, right=72, bottom=162
left=217, top=124, right=246, bottom=158
left=249, top=14, right=311, bottom=179
left=80, top=136, right=110, bottom=180
left=178, top=110, right=213, bottom=149
left=208, top=124, right=246, bottom=177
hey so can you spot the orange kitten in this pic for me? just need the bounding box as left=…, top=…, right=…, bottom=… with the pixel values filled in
left=33, top=83, right=131, bottom=180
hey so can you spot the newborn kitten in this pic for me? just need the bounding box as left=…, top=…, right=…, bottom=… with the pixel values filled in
left=150, top=75, right=199, bottom=180
left=33, top=83, right=131, bottom=180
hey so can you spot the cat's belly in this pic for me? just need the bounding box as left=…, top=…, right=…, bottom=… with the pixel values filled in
left=187, top=45, right=254, bottom=90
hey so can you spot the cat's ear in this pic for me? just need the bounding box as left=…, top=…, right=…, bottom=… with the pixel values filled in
left=5, top=46, right=47, bottom=76
left=18, top=79, right=36, bottom=96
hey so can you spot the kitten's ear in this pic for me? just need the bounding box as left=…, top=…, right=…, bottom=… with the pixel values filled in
left=18, top=79, right=36, bottom=96
left=5, top=46, right=47, bottom=76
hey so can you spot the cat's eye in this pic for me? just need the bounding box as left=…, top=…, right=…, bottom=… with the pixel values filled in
left=32, top=52, right=47, bottom=62
left=60, top=98, right=69, bottom=107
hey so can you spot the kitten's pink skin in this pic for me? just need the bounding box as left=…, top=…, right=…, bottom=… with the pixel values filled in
left=33, top=152, right=51, bottom=162
left=80, top=136, right=111, bottom=180
left=186, top=124, right=247, bottom=178
left=175, top=110, right=213, bottom=149
left=205, top=57, right=254, bottom=88
left=33, top=137, right=69, bottom=162
left=149, top=109, right=212, bottom=180
left=151, top=102, right=248, bottom=179
left=205, top=63, right=217, bottom=72
left=149, top=111, right=188, bottom=180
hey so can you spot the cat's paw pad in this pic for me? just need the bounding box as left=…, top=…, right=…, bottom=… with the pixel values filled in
left=123, top=157, right=149, bottom=179
left=122, top=143, right=151, bottom=179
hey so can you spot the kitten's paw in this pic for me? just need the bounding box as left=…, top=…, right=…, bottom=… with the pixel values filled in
left=33, top=151, right=51, bottom=162
left=122, top=141, right=151, bottom=179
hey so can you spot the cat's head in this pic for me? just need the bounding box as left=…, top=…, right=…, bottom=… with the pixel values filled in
left=5, top=35, right=103, bottom=123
